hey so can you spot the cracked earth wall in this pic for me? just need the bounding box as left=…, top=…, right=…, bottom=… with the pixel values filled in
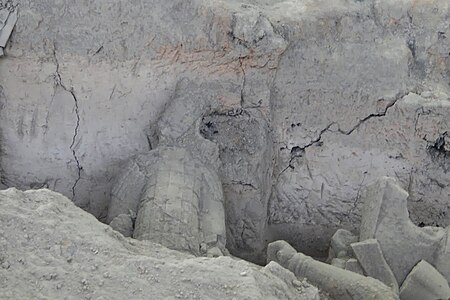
left=0, top=0, right=449, bottom=263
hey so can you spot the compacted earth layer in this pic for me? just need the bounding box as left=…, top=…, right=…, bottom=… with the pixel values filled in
left=0, top=0, right=449, bottom=299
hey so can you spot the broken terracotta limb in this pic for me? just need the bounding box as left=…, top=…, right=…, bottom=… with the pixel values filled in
left=351, top=239, right=399, bottom=293
left=359, top=176, right=446, bottom=284
left=267, top=240, right=399, bottom=300
left=399, top=260, right=450, bottom=300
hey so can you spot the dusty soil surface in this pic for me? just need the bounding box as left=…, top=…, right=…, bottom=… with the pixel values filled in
left=0, top=188, right=321, bottom=300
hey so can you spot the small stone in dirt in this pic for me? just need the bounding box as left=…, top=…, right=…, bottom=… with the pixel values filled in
left=1, top=261, right=10, bottom=269
left=292, top=279, right=303, bottom=288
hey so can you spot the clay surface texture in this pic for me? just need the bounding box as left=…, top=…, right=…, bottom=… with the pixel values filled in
left=0, top=0, right=449, bottom=299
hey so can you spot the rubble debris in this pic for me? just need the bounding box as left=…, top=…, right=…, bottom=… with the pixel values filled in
left=322, top=176, right=450, bottom=298
left=344, top=258, right=364, bottom=275
left=0, top=9, right=15, bottom=47
left=267, top=240, right=399, bottom=300
left=328, top=229, right=358, bottom=261
left=0, top=1, right=17, bottom=56
left=359, top=176, right=447, bottom=284
left=399, top=260, right=450, bottom=300
left=351, top=239, right=399, bottom=293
